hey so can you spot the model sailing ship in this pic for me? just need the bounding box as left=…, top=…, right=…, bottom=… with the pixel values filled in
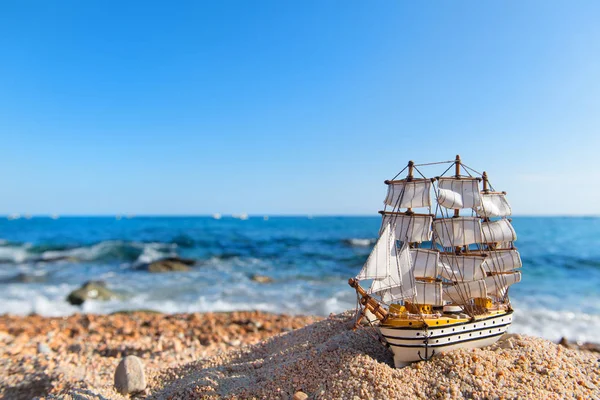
left=349, top=156, right=521, bottom=367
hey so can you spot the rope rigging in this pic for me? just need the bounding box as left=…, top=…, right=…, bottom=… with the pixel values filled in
left=357, top=157, right=519, bottom=320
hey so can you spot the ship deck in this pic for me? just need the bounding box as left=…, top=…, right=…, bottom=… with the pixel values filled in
left=381, top=309, right=511, bottom=329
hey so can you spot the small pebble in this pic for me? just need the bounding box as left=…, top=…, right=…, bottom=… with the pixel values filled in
left=37, top=342, right=51, bottom=354
left=293, top=390, right=309, bottom=400
left=114, top=355, right=146, bottom=395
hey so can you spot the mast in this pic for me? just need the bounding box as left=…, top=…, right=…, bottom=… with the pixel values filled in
left=481, top=171, right=494, bottom=252
left=479, top=170, right=519, bottom=306
left=482, top=171, right=489, bottom=193
left=406, top=160, right=414, bottom=215
left=453, top=155, right=460, bottom=219
left=453, top=155, right=461, bottom=255
left=477, top=170, right=508, bottom=310
left=434, top=155, right=489, bottom=315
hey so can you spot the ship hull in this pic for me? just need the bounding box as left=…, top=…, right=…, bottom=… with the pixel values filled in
left=379, top=310, right=513, bottom=367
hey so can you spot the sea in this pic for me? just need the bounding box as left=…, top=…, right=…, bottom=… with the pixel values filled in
left=0, top=216, right=598, bottom=343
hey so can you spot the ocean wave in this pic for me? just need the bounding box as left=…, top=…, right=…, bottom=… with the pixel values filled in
left=1, top=277, right=598, bottom=343
left=5, top=285, right=596, bottom=344
left=171, top=234, right=197, bottom=248
left=510, top=305, right=600, bottom=343
left=343, top=238, right=376, bottom=247
left=0, top=240, right=177, bottom=264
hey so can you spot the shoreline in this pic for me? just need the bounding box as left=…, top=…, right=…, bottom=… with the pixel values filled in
left=0, top=311, right=598, bottom=399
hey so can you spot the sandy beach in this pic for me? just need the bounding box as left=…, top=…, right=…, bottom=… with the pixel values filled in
left=1, top=311, right=598, bottom=399
left=0, top=311, right=320, bottom=399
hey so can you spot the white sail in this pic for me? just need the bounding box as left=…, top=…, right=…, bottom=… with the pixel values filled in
left=381, top=213, right=433, bottom=243
left=356, top=224, right=392, bottom=280
left=433, top=217, right=483, bottom=247
left=481, top=219, right=517, bottom=243
left=414, top=281, right=443, bottom=306
left=476, top=193, right=512, bottom=218
left=381, top=284, right=416, bottom=303
left=443, top=280, right=487, bottom=303
left=384, top=179, right=432, bottom=209
left=437, top=188, right=464, bottom=209
left=380, top=289, right=396, bottom=304
left=482, top=250, right=522, bottom=273
left=410, top=249, right=440, bottom=279
left=369, top=242, right=416, bottom=298
left=437, top=178, right=481, bottom=209
left=485, top=272, right=521, bottom=298
left=439, top=254, right=486, bottom=282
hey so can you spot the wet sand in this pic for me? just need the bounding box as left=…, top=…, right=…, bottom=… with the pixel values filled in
left=0, top=311, right=598, bottom=399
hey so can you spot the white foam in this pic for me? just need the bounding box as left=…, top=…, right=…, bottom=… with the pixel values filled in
left=0, top=240, right=177, bottom=264
left=135, top=242, right=177, bottom=264
left=0, top=243, right=32, bottom=263
left=0, top=283, right=81, bottom=316
left=347, top=239, right=375, bottom=247
left=41, top=242, right=114, bottom=261
left=510, top=305, right=600, bottom=343
left=1, top=275, right=597, bottom=344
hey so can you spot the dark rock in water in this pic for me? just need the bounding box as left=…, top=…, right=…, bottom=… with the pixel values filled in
left=251, top=274, right=274, bottom=283
left=579, top=342, right=600, bottom=353
left=557, top=337, right=599, bottom=353
left=146, top=257, right=195, bottom=273
left=558, top=337, right=572, bottom=349
left=67, top=280, right=116, bottom=305
left=562, top=338, right=600, bottom=353
left=164, top=256, right=195, bottom=266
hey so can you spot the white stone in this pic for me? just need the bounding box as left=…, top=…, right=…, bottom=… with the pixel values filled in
left=37, top=342, right=51, bottom=354
left=114, top=355, right=146, bottom=395
left=293, top=391, right=309, bottom=400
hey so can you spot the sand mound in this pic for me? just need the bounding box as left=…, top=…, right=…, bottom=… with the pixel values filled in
left=149, top=312, right=600, bottom=399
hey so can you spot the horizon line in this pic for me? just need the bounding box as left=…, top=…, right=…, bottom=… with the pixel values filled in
left=0, top=213, right=598, bottom=218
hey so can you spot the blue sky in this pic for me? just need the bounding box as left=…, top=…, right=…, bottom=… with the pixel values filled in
left=1, top=1, right=599, bottom=215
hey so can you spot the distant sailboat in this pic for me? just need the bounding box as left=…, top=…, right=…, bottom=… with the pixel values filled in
left=213, top=213, right=222, bottom=220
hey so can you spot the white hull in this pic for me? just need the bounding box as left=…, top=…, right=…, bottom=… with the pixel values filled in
left=379, top=311, right=513, bottom=367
